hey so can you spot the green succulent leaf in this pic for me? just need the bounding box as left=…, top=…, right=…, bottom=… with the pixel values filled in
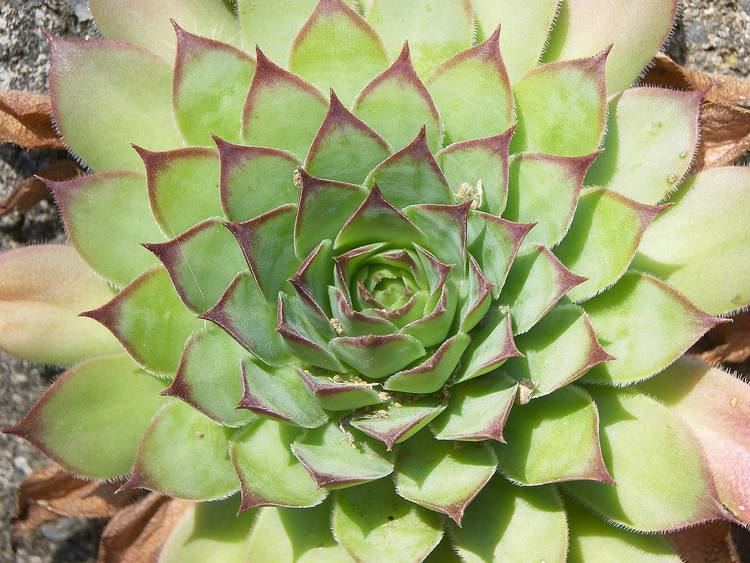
left=331, top=333, right=426, bottom=379
left=297, top=368, right=384, bottom=411
left=329, top=286, right=399, bottom=337
left=404, top=203, right=468, bottom=269
left=385, top=333, right=470, bottom=393
left=350, top=400, right=446, bottom=449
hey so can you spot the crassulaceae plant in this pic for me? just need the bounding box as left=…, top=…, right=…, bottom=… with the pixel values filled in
left=2, top=0, right=750, bottom=560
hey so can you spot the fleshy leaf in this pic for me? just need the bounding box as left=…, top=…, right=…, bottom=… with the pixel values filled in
left=404, top=203, right=469, bottom=269
left=458, top=257, right=493, bottom=332
left=48, top=172, right=164, bottom=286
left=0, top=245, right=119, bottom=365
left=241, top=49, right=328, bottom=159
left=83, top=268, right=200, bottom=376
left=230, top=419, right=327, bottom=510
left=565, top=388, right=722, bottom=532
left=292, top=240, right=335, bottom=316
left=505, top=152, right=597, bottom=248
left=290, top=0, right=387, bottom=106
left=145, top=219, right=247, bottom=313
left=497, top=386, right=613, bottom=485
left=329, top=286, right=399, bottom=337
left=451, top=477, right=568, bottom=563
left=304, top=92, right=390, bottom=184
left=173, top=24, right=255, bottom=145
left=426, top=28, right=513, bottom=143
left=165, top=326, right=254, bottom=427
left=366, top=0, right=474, bottom=76
left=506, top=305, right=612, bottom=398
left=291, top=423, right=394, bottom=488
left=124, top=400, right=238, bottom=500
left=634, top=167, right=750, bottom=315
left=402, top=283, right=459, bottom=348
left=556, top=189, right=665, bottom=302
left=239, top=360, right=327, bottom=428
left=385, top=334, right=470, bottom=393
left=7, top=354, right=165, bottom=479
left=395, top=430, right=497, bottom=524
left=511, top=51, right=608, bottom=157
left=472, top=0, right=561, bottom=83
left=640, top=357, right=750, bottom=524
left=237, top=0, right=318, bottom=63
left=586, top=87, right=702, bottom=204
left=581, top=272, right=721, bottom=385
left=297, top=368, right=383, bottom=411
left=432, top=372, right=517, bottom=442
left=544, top=0, right=679, bottom=93
left=353, top=44, right=442, bottom=153
left=49, top=37, right=182, bottom=171
left=330, top=333, right=426, bottom=379
left=364, top=127, right=453, bottom=208
left=350, top=400, right=446, bottom=449
left=332, top=479, right=444, bottom=562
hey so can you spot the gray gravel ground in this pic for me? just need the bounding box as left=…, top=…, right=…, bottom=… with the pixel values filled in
left=0, top=1, right=749, bottom=561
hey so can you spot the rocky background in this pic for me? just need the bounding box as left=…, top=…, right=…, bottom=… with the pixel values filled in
left=0, top=1, right=749, bottom=561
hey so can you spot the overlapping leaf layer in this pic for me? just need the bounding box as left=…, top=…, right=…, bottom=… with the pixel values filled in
left=4, top=0, right=750, bottom=561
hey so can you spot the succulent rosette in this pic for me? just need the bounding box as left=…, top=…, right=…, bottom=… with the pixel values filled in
left=3, top=0, right=750, bottom=561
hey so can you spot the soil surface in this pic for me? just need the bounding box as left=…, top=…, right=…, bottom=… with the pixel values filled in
left=0, top=1, right=749, bottom=561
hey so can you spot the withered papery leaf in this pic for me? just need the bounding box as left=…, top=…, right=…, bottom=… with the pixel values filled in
left=695, top=311, right=750, bottom=366
left=668, top=522, right=740, bottom=563
left=0, top=90, right=64, bottom=150
left=0, top=160, right=80, bottom=216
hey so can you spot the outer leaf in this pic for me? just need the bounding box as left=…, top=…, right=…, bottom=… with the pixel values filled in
left=586, top=88, right=702, bottom=204
left=395, top=430, right=497, bottom=524
left=451, top=477, right=568, bottom=563
left=173, top=24, right=256, bottom=145
left=581, top=272, right=722, bottom=385
left=290, top=0, right=387, bottom=106
left=237, top=0, right=318, bottom=63
left=49, top=37, right=182, bottom=171
left=512, top=51, right=608, bottom=157
left=48, top=172, right=164, bottom=286
left=426, top=28, right=513, bottom=143
left=6, top=354, right=165, bottom=479
left=544, top=0, right=679, bottom=93
left=385, top=334, right=470, bottom=393
left=0, top=245, right=119, bottom=365
left=634, top=167, right=750, bottom=315
left=83, top=268, right=200, bottom=376
left=565, top=388, right=722, bottom=532
left=350, top=400, right=446, bottom=450
left=332, top=479, right=444, bottom=563
left=330, top=333, right=426, bottom=379
left=124, top=400, right=238, bottom=500
left=404, top=203, right=469, bottom=269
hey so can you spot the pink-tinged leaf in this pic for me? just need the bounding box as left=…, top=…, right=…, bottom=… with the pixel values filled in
left=90, top=0, right=239, bottom=60
left=498, top=245, right=586, bottom=335
left=565, top=388, right=723, bottom=533
left=165, top=326, right=255, bottom=428
left=354, top=44, right=442, bottom=153
left=366, top=0, right=474, bottom=76
left=0, top=245, right=119, bottom=366
left=333, top=243, right=387, bottom=299
left=404, top=202, right=469, bottom=270
left=402, top=283, right=459, bottom=348
left=297, top=368, right=383, bottom=411
left=239, top=360, right=327, bottom=428
left=586, top=87, right=702, bottom=204
left=507, top=305, right=613, bottom=398
left=512, top=51, right=608, bottom=157
left=295, top=169, right=368, bottom=258
left=330, top=333, right=426, bottom=379
left=351, top=400, right=446, bottom=450
left=124, top=400, right=238, bottom=500
left=225, top=203, right=298, bottom=301
left=458, top=257, right=493, bottom=332
left=505, top=152, right=597, bottom=248
left=433, top=372, right=517, bottom=442
left=395, top=431, right=497, bottom=524
left=292, top=422, right=394, bottom=488
left=497, top=385, right=614, bottom=486
left=241, top=49, right=328, bottom=159
left=290, top=0, right=387, bottom=105
left=305, top=92, right=390, bottom=184
left=202, top=272, right=292, bottom=366
left=49, top=37, right=182, bottom=171
left=437, top=128, right=514, bottom=216
left=581, top=272, right=724, bottom=386
left=290, top=239, right=335, bottom=316
left=364, top=127, right=453, bottom=208
left=83, top=268, right=200, bottom=376
left=137, top=146, right=222, bottom=238
left=329, top=286, right=398, bottom=337
left=173, top=24, right=256, bottom=145
left=47, top=172, right=165, bottom=287
left=413, top=245, right=453, bottom=307
left=385, top=333, right=470, bottom=393
left=5, top=354, right=165, bottom=479
left=145, top=219, right=246, bottom=314
left=335, top=185, right=425, bottom=251
left=640, top=357, right=750, bottom=524
left=426, top=27, right=513, bottom=143
left=544, top=0, right=678, bottom=94
left=216, top=137, right=299, bottom=223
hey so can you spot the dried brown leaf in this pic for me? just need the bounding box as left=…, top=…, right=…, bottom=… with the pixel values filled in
left=669, top=521, right=740, bottom=563
left=0, top=160, right=80, bottom=216
left=695, top=312, right=750, bottom=366
left=0, top=90, right=64, bottom=150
